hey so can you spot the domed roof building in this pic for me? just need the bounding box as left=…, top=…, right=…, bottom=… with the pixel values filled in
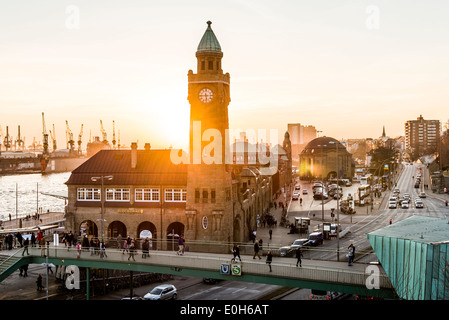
left=299, top=136, right=353, bottom=180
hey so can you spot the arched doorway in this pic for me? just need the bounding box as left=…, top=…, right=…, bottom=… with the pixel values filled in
left=166, top=222, right=184, bottom=251
left=79, top=220, right=98, bottom=237
left=137, top=221, right=157, bottom=250
left=108, top=221, right=127, bottom=239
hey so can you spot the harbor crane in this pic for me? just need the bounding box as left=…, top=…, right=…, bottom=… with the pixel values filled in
left=100, top=120, right=108, bottom=144
left=65, top=120, right=75, bottom=153
left=77, top=124, right=83, bottom=155
left=15, top=125, right=24, bottom=150
left=49, top=124, right=57, bottom=151
left=41, top=112, right=49, bottom=155
left=4, top=126, right=12, bottom=151
left=112, top=120, right=116, bottom=149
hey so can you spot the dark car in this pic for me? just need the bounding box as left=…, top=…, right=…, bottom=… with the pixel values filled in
left=307, top=232, right=323, bottom=246
left=295, top=185, right=301, bottom=190
left=279, top=238, right=308, bottom=257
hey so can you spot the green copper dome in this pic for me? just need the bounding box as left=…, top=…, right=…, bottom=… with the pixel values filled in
left=197, top=21, right=222, bottom=53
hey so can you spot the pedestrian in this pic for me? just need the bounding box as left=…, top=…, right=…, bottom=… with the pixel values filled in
left=40, top=235, right=46, bottom=257
left=177, top=235, right=185, bottom=256
left=22, top=264, right=29, bottom=277
left=296, top=246, right=303, bottom=267
left=253, top=240, right=261, bottom=259
left=36, top=274, right=44, bottom=291
left=258, top=238, right=263, bottom=252
left=266, top=250, right=273, bottom=272
left=76, top=243, right=82, bottom=258
left=232, top=243, right=241, bottom=262
left=142, top=237, right=150, bottom=259
left=128, top=241, right=136, bottom=261
left=269, top=229, right=272, bottom=240
left=116, top=234, right=122, bottom=249
left=122, top=239, right=128, bottom=254
left=347, top=244, right=354, bottom=266
left=31, top=232, right=36, bottom=247
left=16, top=232, right=23, bottom=248
left=82, top=235, right=89, bottom=252
left=22, top=237, right=30, bottom=256
left=300, top=197, right=303, bottom=205
left=100, top=241, right=107, bottom=258
left=90, top=238, right=95, bottom=256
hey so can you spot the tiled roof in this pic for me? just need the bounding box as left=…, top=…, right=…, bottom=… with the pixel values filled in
left=65, top=149, right=187, bottom=186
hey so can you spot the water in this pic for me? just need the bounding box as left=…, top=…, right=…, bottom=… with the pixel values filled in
left=0, top=172, right=70, bottom=221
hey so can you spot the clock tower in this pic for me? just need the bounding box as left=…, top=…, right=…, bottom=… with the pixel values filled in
left=185, top=21, right=233, bottom=245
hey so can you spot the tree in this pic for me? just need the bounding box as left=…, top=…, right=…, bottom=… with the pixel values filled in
left=369, top=146, right=398, bottom=174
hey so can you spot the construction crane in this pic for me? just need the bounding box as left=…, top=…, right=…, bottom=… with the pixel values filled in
left=49, top=124, right=57, bottom=151
left=42, top=112, right=49, bottom=155
left=4, top=126, right=12, bottom=151
left=65, top=120, right=75, bottom=152
left=77, top=124, right=83, bottom=155
left=100, top=120, right=108, bottom=144
left=15, top=125, right=25, bottom=150
left=112, top=120, right=116, bottom=149
left=0, top=125, right=3, bottom=151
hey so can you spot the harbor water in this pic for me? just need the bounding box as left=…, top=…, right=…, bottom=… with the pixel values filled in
left=0, top=172, right=70, bottom=221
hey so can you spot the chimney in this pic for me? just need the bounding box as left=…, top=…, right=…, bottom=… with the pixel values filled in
left=144, top=143, right=151, bottom=151
left=131, top=142, right=137, bottom=169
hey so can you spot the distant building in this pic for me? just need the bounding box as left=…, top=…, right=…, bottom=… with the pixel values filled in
left=287, top=123, right=317, bottom=165
left=405, top=115, right=440, bottom=157
left=298, top=136, right=352, bottom=180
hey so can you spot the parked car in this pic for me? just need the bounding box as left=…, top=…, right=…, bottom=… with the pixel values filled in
left=307, top=232, right=323, bottom=246
left=143, top=284, right=177, bottom=300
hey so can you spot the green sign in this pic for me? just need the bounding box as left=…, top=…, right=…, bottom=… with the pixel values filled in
left=231, top=263, right=242, bottom=276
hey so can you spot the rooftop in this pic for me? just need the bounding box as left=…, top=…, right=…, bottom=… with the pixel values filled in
left=197, top=21, right=222, bottom=54
left=367, top=215, right=449, bottom=245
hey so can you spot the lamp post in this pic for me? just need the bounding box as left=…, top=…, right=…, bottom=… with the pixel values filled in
left=91, top=175, right=113, bottom=241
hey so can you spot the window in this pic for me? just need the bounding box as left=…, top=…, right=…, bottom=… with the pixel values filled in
left=165, top=188, right=187, bottom=202
left=106, top=188, right=130, bottom=201
left=202, top=189, right=208, bottom=203
left=208, top=61, right=213, bottom=70
left=201, top=61, right=205, bottom=70
left=211, top=189, right=216, bottom=203
left=77, top=188, right=101, bottom=201
left=195, top=188, right=200, bottom=203
left=135, top=188, right=160, bottom=202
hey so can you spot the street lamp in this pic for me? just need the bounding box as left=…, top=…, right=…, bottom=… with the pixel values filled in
left=91, top=175, right=113, bottom=241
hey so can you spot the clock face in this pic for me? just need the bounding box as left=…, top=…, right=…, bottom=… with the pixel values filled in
left=199, top=88, right=213, bottom=103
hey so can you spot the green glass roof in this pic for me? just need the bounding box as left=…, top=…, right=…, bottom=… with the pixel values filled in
left=197, top=21, right=222, bottom=53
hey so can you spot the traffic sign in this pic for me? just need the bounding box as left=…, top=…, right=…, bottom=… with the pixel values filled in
left=220, top=263, right=230, bottom=275
left=231, top=263, right=242, bottom=276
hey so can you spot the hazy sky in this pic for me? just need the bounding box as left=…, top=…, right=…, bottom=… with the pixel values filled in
left=1, top=0, right=449, bottom=150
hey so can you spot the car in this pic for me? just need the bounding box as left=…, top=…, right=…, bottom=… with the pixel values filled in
left=302, top=189, right=308, bottom=195
left=401, top=201, right=409, bottom=209
left=419, top=192, right=426, bottom=198
left=415, top=201, right=424, bottom=208
left=393, top=188, right=400, bottom=194
left=329, top=224, right=342, bottom=237
left=313, top=192, right=328, bottom=200
left=295, top=185, right=301, bottom=190
left=292, top=192, right=300, bottom=200
left=389, top=201, right=397, bottom=209
left=143, top=284, right=177, bottom=300
left=279, top=238, right=308, bottom=257
left=307, top=232, right=323, bottom=246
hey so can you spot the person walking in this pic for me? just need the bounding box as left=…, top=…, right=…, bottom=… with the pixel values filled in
left=266, top=250, right=273, bottom=272
left=142, top=237, right=150, bottom=259
left=36, top=274, right=44, bottom=291
left=177, top=235, right=185, bottom=256
left=116, top=234, right=122, bottom=249
left=31, top=232, right=36, bottom=247
left=295, top=246, right=303, bottom=267
left=269, top=229, right=273, bottom=240
left=232, top=243, right=241, bottom=262
left=22, top=237, right=30, bottom=256
left=347, top=244, right=354, bottom=266
left=22, top=264, right=29, bottom=277
left=100, top=241, right=107, bottom=259
left=253, top=240, right=261, bottom=259
left=76, top=243, right=82, bottom=259
left=128, top=241, right=136, bottom=261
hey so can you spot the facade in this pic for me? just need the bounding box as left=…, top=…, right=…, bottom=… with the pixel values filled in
left=65, top=21, right=275, bottom=251
left=405, top=115, right=440, bottom=156
left=298, top=136, right=352, bottom=180
left=367, top=216, right=449, bottom=300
